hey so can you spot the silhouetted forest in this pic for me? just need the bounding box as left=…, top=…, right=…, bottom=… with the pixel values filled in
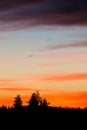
left=0, top=91, right=87, bottom=129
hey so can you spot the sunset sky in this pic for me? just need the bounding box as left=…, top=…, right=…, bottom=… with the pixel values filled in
left=0, top=0, right=87, bottom=108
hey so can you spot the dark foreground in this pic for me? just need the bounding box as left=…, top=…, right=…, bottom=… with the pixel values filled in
left=0, top=106, right=87, bottom=129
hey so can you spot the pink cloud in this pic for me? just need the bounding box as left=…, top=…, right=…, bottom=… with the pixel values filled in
left=1, top=70, right=87, bottom=85
left=40, top=52, right=87, bottom=62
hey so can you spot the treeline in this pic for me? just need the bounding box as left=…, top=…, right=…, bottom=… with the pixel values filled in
left=0, top=90, right=87, bottom=110
left=0, top=90, right=50, bottom=109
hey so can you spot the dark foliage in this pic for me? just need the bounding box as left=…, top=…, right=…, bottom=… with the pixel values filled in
left=13, top=94, right=22, bottom=108
left=40, top=98, right=50, bottom=107
left=0, top=106, right=87, bottom=129
left=27, top=90, right=41, bottom=107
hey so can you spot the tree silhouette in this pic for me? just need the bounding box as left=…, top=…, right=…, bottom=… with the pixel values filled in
left=13, top=94, right=22, bottom=108
left=27, top=90, right=41, bottom=107
left=41, top=98, right=50, bottom=107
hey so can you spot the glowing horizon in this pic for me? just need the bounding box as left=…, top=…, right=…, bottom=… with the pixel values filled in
left=1, top=90, right=87, bottom=108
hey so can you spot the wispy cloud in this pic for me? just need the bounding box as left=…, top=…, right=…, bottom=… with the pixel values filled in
left=37, top=73, right=87, bottom=82
left=0, top=79, right=16, bottom=83
left=0, top=87, right=34, bottom=91
left=0, top=77, right=33, bottom=84
left=0, top=0, right=87, bottom=31
left=1, top=70, right=87, bottom=84
left=0, top=87, right=49, bottom=91
left=43, top=41, right=87, bottom=51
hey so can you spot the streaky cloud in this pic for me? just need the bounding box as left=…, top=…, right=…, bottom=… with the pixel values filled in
left=0, top=87, right=50, bottom=91
left=0, top=79, right=16, bottom=83
left=0, top=0, right=87, bottom=31
left=43, top=41, right=87, bottom=51
left=0, top=0, right=40, bottom=11
left=38, top=73, right=87, bottom=82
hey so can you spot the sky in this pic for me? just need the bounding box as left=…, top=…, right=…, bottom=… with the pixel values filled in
left=0, top=0, right=87, bottom=108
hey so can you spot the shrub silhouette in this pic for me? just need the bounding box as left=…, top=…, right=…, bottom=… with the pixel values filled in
left=13, top=94, right=22, bottom=108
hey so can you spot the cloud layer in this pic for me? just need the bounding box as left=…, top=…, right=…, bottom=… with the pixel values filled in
left=0, top=0, right=87, bottom=31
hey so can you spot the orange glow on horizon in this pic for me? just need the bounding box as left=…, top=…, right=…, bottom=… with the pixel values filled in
left=1, top=91, right=87, bottom=108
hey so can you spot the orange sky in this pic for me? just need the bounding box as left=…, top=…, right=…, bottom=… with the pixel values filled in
left=0, top=70, right=87, bottom=108
left=1, top=91, right=87, bottom=108
left=0, top=16, right=87, bottom=108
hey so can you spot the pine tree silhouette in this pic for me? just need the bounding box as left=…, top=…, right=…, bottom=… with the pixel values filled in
left=27, top=90, right=41, bottom=107
left=13, top=94, right=22, bottom=108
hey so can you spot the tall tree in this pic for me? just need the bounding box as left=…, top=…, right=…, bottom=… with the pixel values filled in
left=27, top=90, right=41, bottom=107
left=13, top=94, right=22, bottom=108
